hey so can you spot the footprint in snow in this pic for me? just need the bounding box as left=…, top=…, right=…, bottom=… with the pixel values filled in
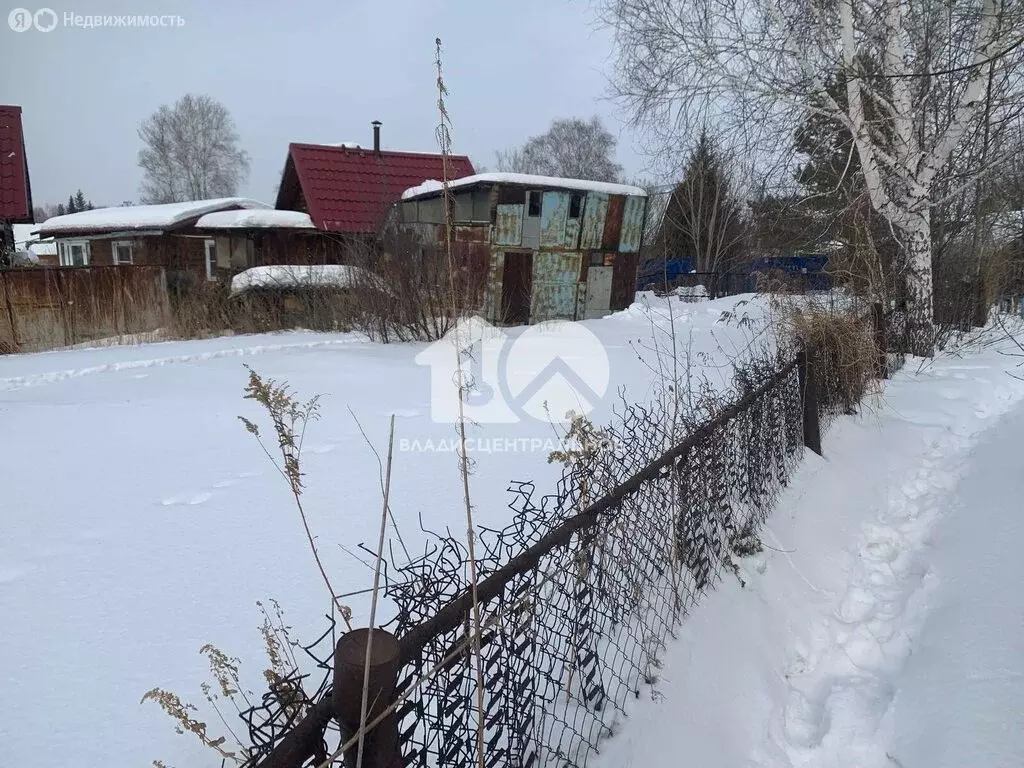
left=305, top=443, right=338, bottom=455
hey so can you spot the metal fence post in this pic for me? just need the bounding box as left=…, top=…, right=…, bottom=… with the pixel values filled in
left=872, top=302, right=888, bottom=379
left=797, top=346, right=822, bottom=456
left=333, top=628, right=403, bottom=768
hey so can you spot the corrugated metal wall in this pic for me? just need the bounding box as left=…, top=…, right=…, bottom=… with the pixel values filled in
left=579, top=193, right=609, bottom=250
left=530, top=252, right=582, bottom=323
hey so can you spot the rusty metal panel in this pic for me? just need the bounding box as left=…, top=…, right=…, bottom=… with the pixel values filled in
left=611, top=252, right=640, bottom=310
left=493, top=204, right=523, bottom=246
left=540, top=191, right=570, bottom=248
left=579, top=193, right=608, bottom=249
left=574, top=281, right=587, bottom=320
left=482, top=248, right=505, bottom=322
left=619, top=195, right=646, bottom=253
left=530, top=252, right=582, bottom=323
left=455, top=224, right=489, bottom=243
left=564, top=213, right=581, bottom=250
left=602, top=195, right=626, bottom=250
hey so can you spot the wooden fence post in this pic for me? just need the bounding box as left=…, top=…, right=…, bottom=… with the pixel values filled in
left=1, top=271, right=19, bottom=352
left=333, top=628, right=403, bottom=768
left=797, top=346, right=822, bottom=456
left=872, top=302, right=888, bottom=379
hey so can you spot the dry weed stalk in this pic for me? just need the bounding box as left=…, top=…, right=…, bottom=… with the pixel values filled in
left=144, top=601, right=310, bottom=767
left=435, top=37, right=486, bottom=768
left=355, top=414, right=397, bottom=768
left=141, top=687, right=242, bottom=764
left=238, top=366, right=353, bottom=630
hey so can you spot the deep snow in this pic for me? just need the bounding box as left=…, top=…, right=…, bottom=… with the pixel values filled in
left=0, top=294, right=772, bottom=767
left=593, top=330, right=1024, bottom=768
left=5, top=296, right=1020, bottom=768
left=889, top=407, right=1024, bottom=768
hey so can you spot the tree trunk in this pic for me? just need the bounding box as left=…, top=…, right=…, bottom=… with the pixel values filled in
left=901, top=210, right=936, bottom=357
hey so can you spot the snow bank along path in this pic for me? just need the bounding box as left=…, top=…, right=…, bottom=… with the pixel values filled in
left=888, top=406, right=1024, bottom=768
left=594, top=335, right=1024, bottom=768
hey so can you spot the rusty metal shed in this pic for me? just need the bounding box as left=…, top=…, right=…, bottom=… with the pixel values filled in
left=399, top=172, right=648, bottom=325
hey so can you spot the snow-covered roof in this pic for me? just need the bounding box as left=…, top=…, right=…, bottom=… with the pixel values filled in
left=37, top=198, right=273, bottom=236
left=401, top=173, right=648, bottom=201
left=12, top=223, right=57, bottom=256
left=13, top=223, right=40, bottom=249
left=229, top=265, right=375, bottom=297
left=195, top=209, right=316, bottom=230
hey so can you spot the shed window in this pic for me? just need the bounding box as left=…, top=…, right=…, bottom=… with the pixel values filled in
left=112, top=240, right=134, bottom=265
left=204, top=239, right=217, bottom=281
left=418, top=197, right=444, bottom=224
left=527, top=190, right=542, bottom=217
left=400, top=201, right=419, bottom=223
left=472, top=188, right=491, bottom=221
left=453, top=191, right=474, bottom=222
left=569, top=194, right=584, bottom=219
left=58, top=240, right=90, bottom=267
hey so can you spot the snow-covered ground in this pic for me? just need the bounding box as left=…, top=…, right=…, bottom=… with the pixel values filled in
left=0, top=294, right=771, bottom=767
left=594, top=330, right=1024, bottom=768
left=7, top=294, right=1019, bottom=768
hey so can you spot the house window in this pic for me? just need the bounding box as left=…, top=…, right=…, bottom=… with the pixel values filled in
left=59, top=240, right=90, bottom=267
left=204, top=239, right=217, bottom=280
left=527, top=190, right=542, bottom=217
left=112, top=240, right=134, bottom=265
left=569, top=194, right=584, bottom=219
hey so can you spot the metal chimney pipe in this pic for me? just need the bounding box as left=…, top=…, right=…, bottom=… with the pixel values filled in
left=372, top=120, right=382, bottom=153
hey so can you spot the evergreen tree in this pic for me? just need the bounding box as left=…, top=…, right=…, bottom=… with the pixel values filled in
left=67, top=194, right=77, bottom=214
left=657, top=132, right=746, bottom=275
left=73, top=190, right=92, bottom=212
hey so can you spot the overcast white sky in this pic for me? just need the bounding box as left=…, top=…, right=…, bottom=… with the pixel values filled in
left=2, top=0, right=650, bottom=210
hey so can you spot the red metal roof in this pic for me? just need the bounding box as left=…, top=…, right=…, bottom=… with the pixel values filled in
left=278, top=143, right=474, bottom=233
left=0, top=105, right=33, bottom=223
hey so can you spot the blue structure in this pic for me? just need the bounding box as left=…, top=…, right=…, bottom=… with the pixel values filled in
left=637, top=252, right=831, bottom=293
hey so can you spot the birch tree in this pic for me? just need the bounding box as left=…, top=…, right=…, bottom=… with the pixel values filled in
left=496, top=117, right=624, bottom=182
left=137, top=94, right=251, bottom=204
left=603, top=0, right=1024, bottom=354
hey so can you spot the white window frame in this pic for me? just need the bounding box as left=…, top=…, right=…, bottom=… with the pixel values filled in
left=112, top=240, right=134, bottom=265
left=204, top=239, right=217, bottom=281
left=58, top=240, right=91, bottom=267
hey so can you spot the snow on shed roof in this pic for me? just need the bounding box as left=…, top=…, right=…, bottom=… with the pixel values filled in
left=229, top=264, right=375, bottom=297
left=401, top=173, right=648, bottom=201
left=195, top=209, right=316, bottom=230
left=38, top=198, right=272, bottom=236
left=12, top=223, right=56, bottom=256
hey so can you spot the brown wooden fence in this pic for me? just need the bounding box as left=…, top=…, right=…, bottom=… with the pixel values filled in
left=0, top=265, right=171, bottom=353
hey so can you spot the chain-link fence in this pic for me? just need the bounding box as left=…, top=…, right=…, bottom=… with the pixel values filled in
left=238, top=307, right=900, bottom=768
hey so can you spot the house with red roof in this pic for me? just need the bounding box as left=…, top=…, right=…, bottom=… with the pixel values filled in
left=35, top=122, right=473, bottom=284
left=1, top=105, right=34, bottom=266
left=275, top=121, right=474, bottom=235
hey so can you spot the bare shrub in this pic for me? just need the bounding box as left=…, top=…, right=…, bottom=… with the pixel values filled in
left=777, top=297, right=878, bottom=413
left=345, top=227, right=485, bottom=343
left=167, top=278, right=232, bottom=339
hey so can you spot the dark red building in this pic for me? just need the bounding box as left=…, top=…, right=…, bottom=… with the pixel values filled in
left=275, top=123, right=474, bottom=235
left=0, top=105, right=34, bottom=264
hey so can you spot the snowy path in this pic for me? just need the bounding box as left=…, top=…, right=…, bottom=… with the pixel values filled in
left=593, top=334, right=1024, bottom=768
left=888, top=408, right=1024, bottom=768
